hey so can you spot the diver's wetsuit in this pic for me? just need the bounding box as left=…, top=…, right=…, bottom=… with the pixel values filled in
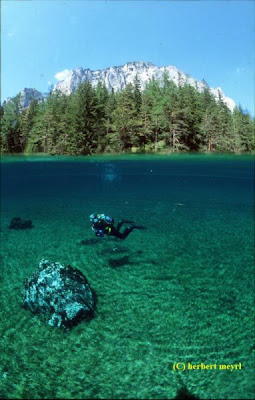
left=89, top=214, right=144, bottom=240
left=110, top=220, right=137, bottom=239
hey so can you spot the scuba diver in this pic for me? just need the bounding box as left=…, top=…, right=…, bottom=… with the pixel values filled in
left=89, top=213, right=146, bottom=240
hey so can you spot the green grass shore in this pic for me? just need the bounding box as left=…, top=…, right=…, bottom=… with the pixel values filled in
left=1, top=152, right=254, bottom=163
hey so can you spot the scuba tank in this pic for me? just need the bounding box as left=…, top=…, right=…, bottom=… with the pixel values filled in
left=89, top=213, right=114, bottom=236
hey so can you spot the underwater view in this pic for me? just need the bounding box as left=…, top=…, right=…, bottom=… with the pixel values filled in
left=0, top=154, right=254, bottom=399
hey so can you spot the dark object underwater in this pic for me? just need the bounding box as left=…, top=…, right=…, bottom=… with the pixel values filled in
left=174, top=387, right=200, bottom=399
left=9, top=217, right=33, bottom=230
left=23, top=259, right=96, bottom=328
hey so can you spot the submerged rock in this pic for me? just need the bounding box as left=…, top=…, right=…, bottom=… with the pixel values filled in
left=9, top=217, right=33, bottom=230
left=23, top=259, right=96, bottom=328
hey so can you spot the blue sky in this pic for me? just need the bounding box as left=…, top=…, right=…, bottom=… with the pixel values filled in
left=2, top=0, right=254, bottom=115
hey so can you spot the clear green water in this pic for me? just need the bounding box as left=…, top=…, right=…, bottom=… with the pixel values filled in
left=0, top=154, right=254, bottom=399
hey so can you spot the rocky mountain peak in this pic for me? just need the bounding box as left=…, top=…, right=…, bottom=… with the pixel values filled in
left=5, top=88, right=45, bottom=109
left=53, top=61, right=235, bottom=111
left=19, top=88, right=44, bottom=108
left=5, top=62, right=236, bottom=112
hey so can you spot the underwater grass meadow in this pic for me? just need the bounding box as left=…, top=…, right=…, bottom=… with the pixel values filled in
left=0, top=155, right=254, bottom=399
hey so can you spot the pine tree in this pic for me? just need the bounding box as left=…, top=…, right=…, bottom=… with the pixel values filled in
left=231, top=106, right=255, bottom=152
left=161, top=88, right=190, bottom=152
left=59, top=93, right=79, bottom=154
left=25, top=102, right=47, bottom=153
left=75, top=81, right=99, bottom=154
left=95, top=82, right=109, bottom=152
left=0, top=105, right=4, bottom=151
left=40, top=91, right=62, bottom=153
left=25, top=92, right=68, bottom=154
left=200, top=104, right=221, bottom=152
left=111, top=83, right=138, bottom=151
left=214, top=91, right=233, bottom=151
left=145, top=78, right=165, bottom=151
left=201, top=84, right=215, bottom=112
left=1, top=94, right=22, bottom=153
left=133, top=75, right=142, bottom=115
left=140, top=92, right=154, bottom=150
left=179, top=84, right=203, bottom=151
left=20, top=99, right=39, bottom=151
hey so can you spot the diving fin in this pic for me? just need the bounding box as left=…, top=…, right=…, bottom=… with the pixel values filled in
left=132, top=225, right=147, bottom=230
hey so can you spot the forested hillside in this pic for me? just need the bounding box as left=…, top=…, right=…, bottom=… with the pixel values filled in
left=1, top=76, right=254, bottom=155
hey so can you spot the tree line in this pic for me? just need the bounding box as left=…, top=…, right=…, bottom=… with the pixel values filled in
left=1, top=75, right=254, bottom=155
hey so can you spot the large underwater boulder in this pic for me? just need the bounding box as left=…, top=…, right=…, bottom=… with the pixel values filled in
left=23, top=259, right=96, bottom=328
